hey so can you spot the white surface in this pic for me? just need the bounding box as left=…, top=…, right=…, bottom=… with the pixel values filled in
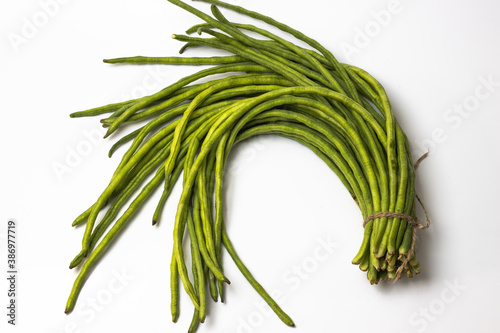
left=1, top=0, right=500, bottom=332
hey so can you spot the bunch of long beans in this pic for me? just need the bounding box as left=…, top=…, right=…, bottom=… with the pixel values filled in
left=65, top=0, right=428, bottom=330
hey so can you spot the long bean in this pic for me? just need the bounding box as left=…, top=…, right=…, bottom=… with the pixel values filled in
left=65, top=1, right=428, bottom=331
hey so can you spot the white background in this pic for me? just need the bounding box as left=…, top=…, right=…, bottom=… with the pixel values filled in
left=1, top=0, right=500, bottom=332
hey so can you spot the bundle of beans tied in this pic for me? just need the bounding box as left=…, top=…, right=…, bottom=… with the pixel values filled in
left=65, top=0, right=430, bottom=331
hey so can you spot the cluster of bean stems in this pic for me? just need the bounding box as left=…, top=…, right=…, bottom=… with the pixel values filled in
left=65, top=0, right=421, bottom=330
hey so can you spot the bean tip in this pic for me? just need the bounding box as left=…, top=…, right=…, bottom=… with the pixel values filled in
left=152, top=220, right=157, bottom=226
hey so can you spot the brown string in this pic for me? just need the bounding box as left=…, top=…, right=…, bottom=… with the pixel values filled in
left=413, top=150, right=429, bottom=171
left=362, top=151, right=431, bottom=282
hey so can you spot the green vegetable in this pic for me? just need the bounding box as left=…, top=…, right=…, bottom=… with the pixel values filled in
left=64, top=0, right=429, bottom=330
